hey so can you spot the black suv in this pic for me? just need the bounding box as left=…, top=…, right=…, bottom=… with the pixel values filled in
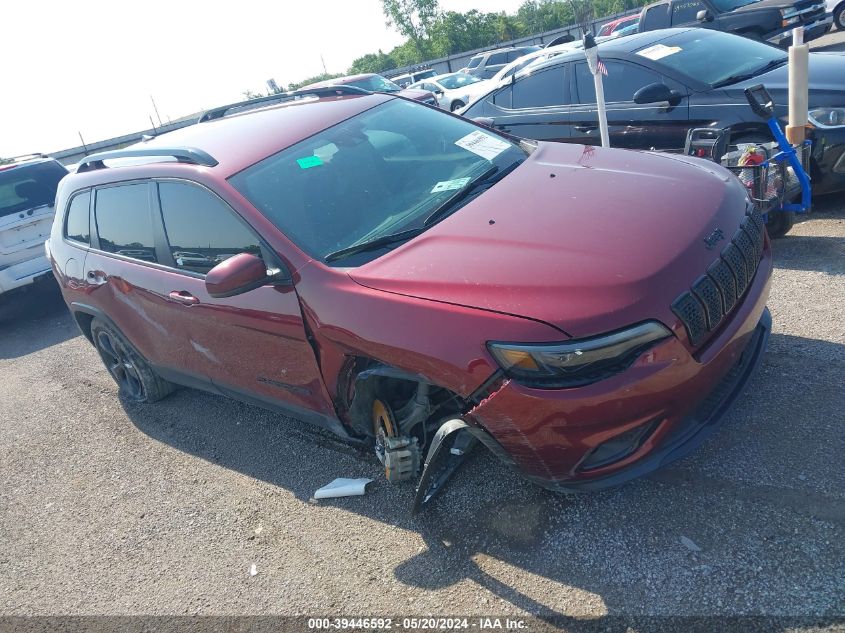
left=638, top=0, right=832, bottom=46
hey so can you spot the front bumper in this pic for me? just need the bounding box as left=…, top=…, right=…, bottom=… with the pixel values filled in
left=466, top=246, right=772, bottom=492
left=0, top=251, right=53, bottom=295
left=768, top=15, right=833, bottom=46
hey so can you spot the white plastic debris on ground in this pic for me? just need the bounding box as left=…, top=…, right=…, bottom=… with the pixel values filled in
left=249, top=564, right=258, bottom=576
left=314, top=478, right=373, bottom=500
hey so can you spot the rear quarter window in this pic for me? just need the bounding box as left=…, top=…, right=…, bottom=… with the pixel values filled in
left=64, top=191, right=91, bottom=245
left=641, top=3, right=671, bottom=29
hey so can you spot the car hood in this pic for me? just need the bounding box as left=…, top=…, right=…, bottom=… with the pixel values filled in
left=733, top=0, right=800, bottom=12
left=348, top=142, right=751, bottom=338
left=726, top=52, right=845, bottom=107
left=399, top=88, right=436, bottom=102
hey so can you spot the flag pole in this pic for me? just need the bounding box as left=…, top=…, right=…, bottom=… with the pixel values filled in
left=583, top=32, right=610, bottom=148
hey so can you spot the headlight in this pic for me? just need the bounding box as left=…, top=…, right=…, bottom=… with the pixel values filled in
left=781, top=15, right=800, bottom=26
left=487, top=321, right=672, bottom=389
left=809, top=107, right=845, bottom=128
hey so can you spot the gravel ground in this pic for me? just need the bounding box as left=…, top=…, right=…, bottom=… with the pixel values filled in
left=1, top=198, right=843, bottom=628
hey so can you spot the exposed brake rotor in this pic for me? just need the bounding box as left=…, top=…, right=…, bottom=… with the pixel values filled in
left=372, top=398, right=420, bottom=484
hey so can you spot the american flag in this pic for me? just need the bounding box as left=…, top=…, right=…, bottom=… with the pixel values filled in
left=597, top=56, right=608, bottom=76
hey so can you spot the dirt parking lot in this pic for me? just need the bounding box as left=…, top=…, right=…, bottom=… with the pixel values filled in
left=1, top=198, right=843, bottom=629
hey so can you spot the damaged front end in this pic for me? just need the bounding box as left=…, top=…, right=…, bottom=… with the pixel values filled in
left=343, top=362, right=514, bottom=513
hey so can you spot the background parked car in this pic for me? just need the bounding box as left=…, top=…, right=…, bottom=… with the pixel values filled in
left=829, top=0, right=845, bottom=29
left=390, top=68, right=438, bottom=88
left=409, top=72, right=492, bottom=111
left=597, top=14, right=639, bottom=36
left=0, top=155, right=67, bottom=299
left=462, top=28, right=845, bottom=199
left=638, top=0, right=832, bottom=47
left=463, top=45, right=541, bottom=79
left=302, top=73, right=438, bottom=106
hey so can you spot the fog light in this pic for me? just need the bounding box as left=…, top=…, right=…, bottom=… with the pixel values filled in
left=579, top=419, right=660, bottom=471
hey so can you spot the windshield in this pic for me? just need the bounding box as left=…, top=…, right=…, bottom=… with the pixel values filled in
left=710, top=0, right=760, bottom=10
left=0, top=160, right=67, bottom=218
left=635, top=30, right=786, bottom=88
left=439, top=73, right=482, bottom=90
left=346, top=75, right=402, bottom=93
left=230, top=99, right=525, bottom=264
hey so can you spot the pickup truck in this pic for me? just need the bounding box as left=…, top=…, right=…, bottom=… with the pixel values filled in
left=638, top=0, right=832, bottom=47
left=0, top=155, right=68, bottom=299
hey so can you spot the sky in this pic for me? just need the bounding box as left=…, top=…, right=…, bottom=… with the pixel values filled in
left=1, top=0, right=524, bottom=158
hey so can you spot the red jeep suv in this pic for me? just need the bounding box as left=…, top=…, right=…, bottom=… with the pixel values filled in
left=48, top=86, right=772, bottom=511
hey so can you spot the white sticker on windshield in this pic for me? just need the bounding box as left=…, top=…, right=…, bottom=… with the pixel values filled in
left=454, top=130, right=510, bottom=160
left=637, top=44, right=682, bottom=61
left=431, top=177, right=471, bottom=193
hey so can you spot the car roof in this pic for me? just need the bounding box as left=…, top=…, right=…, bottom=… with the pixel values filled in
left=0, top=155, right=59, bottom=171
left=522, top=28, right=696, bottom=75
left=70, top=93, right=393, bottom=181
left=304, top=73, right=377, bottom=89
left=473, top=45, right=535, bottom=58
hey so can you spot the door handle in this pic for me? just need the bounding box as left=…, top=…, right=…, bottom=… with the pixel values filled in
left=574, top=124, right=598, bottom=132
left=168, top=290, right=200, bottom=306
left=86, top=270, right=107, bottom=286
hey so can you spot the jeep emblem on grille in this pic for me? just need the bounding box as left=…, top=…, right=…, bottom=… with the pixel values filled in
left=703, top=228, right=725, bottom=250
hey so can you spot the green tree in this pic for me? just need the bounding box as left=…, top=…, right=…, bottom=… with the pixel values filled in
left=349, top=49, right=398, bottom=75
left=381, top=0, right=440, bottom=56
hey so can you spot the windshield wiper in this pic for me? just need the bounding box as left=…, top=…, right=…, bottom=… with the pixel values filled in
left=325, top=160, right=522, bottom=263
left=711, top=59, right=787, bottom=88
left=324, top=227, right=425, bottom=263
left=423, top=161, right=521, bottom=227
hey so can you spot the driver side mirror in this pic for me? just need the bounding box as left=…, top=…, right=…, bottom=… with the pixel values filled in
left=696, top=8, right=714, bottom=21
left=205, top=252, right=278, bottom=298
left=634, top=82, right=683, bottom=106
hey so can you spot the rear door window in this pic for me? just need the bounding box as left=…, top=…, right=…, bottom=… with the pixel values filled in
left=94, top=183, right=158, bottom=263
left=574, top=61, right=661, bottom=103
left=467, top=56, right=482, bottom=69
left=64, top=191, right=91, bottom=245
left=641, top=3, right=671, bottom=29
left=157, top=182, right=262, bottom=275
left=488, top=52, right=508, bottom=65
left=511, top=65, right=567, bottom=109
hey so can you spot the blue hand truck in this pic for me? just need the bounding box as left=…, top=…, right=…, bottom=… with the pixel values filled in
left=685, top=84, right=812, bottom=238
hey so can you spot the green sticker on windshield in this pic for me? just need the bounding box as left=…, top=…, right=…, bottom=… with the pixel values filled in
left=297, top=155, right=323, bottom=169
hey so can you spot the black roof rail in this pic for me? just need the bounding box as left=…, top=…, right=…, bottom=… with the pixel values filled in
left=197, top=85, right=371, bottom=123
left=77, top=147, right=218, bottom=173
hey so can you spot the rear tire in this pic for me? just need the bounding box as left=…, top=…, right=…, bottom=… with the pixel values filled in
left=90, top=318, right=175, bottom=403
left=834, top=4, right=844, bottom=29
left=450, top=100, right=465, bottom=112
left=765, top=210, right=795, bottom=239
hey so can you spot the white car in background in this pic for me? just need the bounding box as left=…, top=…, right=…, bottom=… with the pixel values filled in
left=1, top=155, right=68, bottom=299
left=408, top=72, right=492, bottom=111
left=828, top=0, right=844, bottom=29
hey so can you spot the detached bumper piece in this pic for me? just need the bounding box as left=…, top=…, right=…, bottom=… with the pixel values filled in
left=672, top=208, right=765, bottom=346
